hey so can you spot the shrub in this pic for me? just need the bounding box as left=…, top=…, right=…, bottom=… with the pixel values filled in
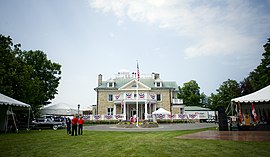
left=84, top=120, right=119, bottom=125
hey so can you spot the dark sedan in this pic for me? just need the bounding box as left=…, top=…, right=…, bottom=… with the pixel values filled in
left=32, top=118, right=65, bottom=130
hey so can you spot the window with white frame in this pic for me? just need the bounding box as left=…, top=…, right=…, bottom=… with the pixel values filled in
left=157, top=94, right=161, bottom=101
left=107, top=107, right=113, bottom=115
left=180, top=108, right=184, bottom=114
left=107, top=82, right=114, bottom=87
left=108, top=94, right=113, bottom=101
left=155, top=81, right=162, bottom=87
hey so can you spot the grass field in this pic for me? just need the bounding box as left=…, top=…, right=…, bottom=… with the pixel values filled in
left=1, top=128, right=270, bottom=157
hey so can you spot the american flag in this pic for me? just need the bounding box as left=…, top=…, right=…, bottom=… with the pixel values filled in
left=137, top=61, right=140, bottom=81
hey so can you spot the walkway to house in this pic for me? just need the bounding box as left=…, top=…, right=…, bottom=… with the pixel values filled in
left=84, top=123, right=217, bottom=132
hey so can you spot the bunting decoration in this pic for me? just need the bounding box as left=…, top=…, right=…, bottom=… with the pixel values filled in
left=94, top=115, right=101, bottom=120
left=126, top=93, right=132, bottom=99
left=114, top=94, right=120, bottom=100
left=178, top=114, right=187, bottom=119
left=189, top=114, right=197, bottom=119
left=105, top=115, right=112, bottom=119
left=150, top=94, right=155, bottom=100
left=139, top=93, right=145, bottom=98
left=115, top=114, right=121, bottom=119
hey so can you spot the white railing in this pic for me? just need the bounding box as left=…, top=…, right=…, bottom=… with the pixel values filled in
left=172, top=99, right=183, bottom=104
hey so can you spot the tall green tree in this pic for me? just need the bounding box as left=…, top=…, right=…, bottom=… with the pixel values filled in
left=241, top=38, right=270, bottom=94
left=178, top=80, right=204, bottom=106
left=209, top=79, right=241, bottom=110
left=0, top=34, right=61, bottom=117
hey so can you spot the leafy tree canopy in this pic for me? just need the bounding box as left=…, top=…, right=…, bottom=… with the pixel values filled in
left=177, top=80, right=206, bottom=106
left=0, top=34, right=61, bottom=117
left=209, top=79, right=241, bottom=110
left=241, top=38, right=270, bottom=94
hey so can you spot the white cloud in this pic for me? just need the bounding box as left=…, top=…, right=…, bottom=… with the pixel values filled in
left=88, top=0, right=270, bottom=58
left=109, top=32, right=116, bottom=38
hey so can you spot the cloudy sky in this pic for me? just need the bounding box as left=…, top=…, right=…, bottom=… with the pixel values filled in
left=1, top=0, right=270, bottom=109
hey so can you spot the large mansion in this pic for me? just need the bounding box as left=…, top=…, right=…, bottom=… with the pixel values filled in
left=94, top=70, right=184, bottom=120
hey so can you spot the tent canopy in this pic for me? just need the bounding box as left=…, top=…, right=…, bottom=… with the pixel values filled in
left=231, top=85, right=270, bottom=103
left=41, top=103, right=78, bottom=115
left=152, top=108, right=171, bottom=115
left=0, top=93, right=30, bottom=108
left=0, top=93, right=31, bottom=132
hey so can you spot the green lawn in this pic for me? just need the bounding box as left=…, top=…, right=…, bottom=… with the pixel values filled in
left=1, top=128, right=270, bottom=157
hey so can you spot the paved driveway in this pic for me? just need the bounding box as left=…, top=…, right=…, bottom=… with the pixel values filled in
left=84, top=123, right=217, bottom=132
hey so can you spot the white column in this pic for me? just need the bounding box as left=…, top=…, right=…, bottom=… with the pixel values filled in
left=123, top=101, right=126, bottom=120
left=113, top=104, right=116, bottom=116
left=145, top=101, right=148, bottom=120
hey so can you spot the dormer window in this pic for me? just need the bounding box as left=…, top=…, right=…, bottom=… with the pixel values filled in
left=155, top=81, right=162, bottom=87
left=154, top=78, right=163, bottom=87
left=107, top=79, right=115, bottom=88
left=108, top=82, right=114, bottom=87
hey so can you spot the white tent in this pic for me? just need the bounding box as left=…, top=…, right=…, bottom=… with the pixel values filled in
left=0, top=93, right=31, bottom=108
left=152, top=108, right=171, bottom=115
left=41, top=103, right=78, bottom=116
left=0, top=93, right=31, bottom=132
left=231, top=85, right=270, bottom=103
left=231, top=85, right=270, bottom=125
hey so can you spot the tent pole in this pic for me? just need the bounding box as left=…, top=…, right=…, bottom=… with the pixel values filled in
left=27, top=107, right=31, bottom=131
left=4, top=106, right=9, bottom=134
left=231, top=102, right=233, bottom=116
left=10, top=107, right=18, bottom=133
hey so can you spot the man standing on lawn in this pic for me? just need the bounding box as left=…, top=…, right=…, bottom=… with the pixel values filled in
left=78, top=116, right=84, bottom=135
left=71, top=115, right=78, bottom=136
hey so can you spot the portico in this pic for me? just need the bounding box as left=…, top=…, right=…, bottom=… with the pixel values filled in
left=113, top=96, right=157, bottom=120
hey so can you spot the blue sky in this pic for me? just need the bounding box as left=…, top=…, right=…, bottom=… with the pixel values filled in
left=1, top=0, right=270, bottom=109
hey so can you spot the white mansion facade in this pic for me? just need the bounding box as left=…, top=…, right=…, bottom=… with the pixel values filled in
left=94, top=71, right=184, bottom=120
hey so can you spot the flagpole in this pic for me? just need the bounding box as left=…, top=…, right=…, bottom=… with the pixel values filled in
left=136, top=60, right=139, bottom=127
left=136, top=79, right=139, bottom=127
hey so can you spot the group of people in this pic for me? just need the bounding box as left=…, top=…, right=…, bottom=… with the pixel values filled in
left=66, top=115, right=84, bottom=136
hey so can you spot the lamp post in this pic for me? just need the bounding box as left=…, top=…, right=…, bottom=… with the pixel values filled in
left=78, top=104, right=80, bottom=117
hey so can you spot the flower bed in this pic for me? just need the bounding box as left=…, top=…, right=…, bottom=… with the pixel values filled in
left=116, top=121, right=158, bottom=128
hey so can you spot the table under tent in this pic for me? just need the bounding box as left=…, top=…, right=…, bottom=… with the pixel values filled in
left=231, top=85, right=270, bottom=130
left=0, top=93, right=31, bottom=133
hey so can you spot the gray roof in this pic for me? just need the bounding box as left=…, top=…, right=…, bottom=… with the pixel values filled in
left=95, top=78, right=178, bottom=90
left=184, top=106, right=211, bottom=111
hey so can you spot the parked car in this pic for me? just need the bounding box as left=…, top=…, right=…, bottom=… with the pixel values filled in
left=32, top=118, right=65, bottom=130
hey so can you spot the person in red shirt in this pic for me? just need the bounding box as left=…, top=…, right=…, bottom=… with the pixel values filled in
left=71, top=115, right=78, bottom=136
left=78, top=116, right=84, bottom=135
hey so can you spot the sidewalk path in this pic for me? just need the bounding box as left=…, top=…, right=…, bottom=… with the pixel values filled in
left=84, top=123, right=217, bottom=132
